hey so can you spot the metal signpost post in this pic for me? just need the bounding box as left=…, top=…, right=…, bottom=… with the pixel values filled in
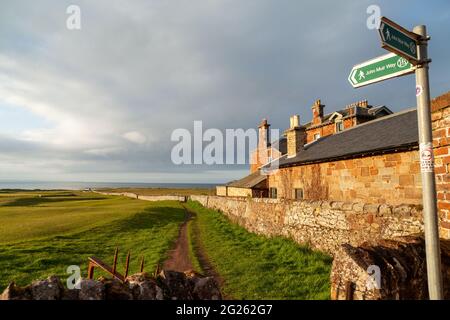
left=349, top=17, right=443, bottom=299
left=412, top=25, right=443, bottom=300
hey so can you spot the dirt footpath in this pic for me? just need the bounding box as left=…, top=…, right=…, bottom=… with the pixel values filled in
left=163, top=211, right=194, bottom=272
left=162, top=207, right=227, bottom=297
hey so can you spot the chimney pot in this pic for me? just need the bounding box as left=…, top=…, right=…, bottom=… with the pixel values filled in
left=290, top=115, right=300, bottom=128
left=311, top=99, right=324, bottom=125
left=258, top=118, right=270, bottom=149
left=259, top=118, right=269, bottom=128
left=285, top=115, right=306, bottom=157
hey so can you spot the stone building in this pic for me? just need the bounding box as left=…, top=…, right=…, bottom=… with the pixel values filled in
left=306, top=99, right=392, bottom=143
left=216, top=170, right=268, bottom=197
left=271, top=108, right=419, bottom=204
left=216, top=92, right=450, bottom=238
left=250, top=99, right=392, bottom=175
left=223, top=98, right=394, bottom=196
left=249, top=119, right=287, bottom=173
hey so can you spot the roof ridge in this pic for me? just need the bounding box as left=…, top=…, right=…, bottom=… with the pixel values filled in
left=324, top=107, right=416, bottom=138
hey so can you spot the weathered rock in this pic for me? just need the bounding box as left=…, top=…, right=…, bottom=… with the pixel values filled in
left=61, top=288, right=80, bottom=300
left=182, top=270, right=221, bottom=300
left=157, top=270, right=194, bottom=300
left=30, top=276, right=64, bottom=300
left=127, top=273, right=163, bottom=300
left=331, top=236, right=450, bottom=300
left=184, top=270, right=201, bottom=278
left=102, top=278, right=134, bottom=300
left=78, top=279, right=105, bottom=300
left=1, top=271, right=222, bottom=300
left=0, top=282, right=32, bottom=300
left=190, top=277, right=222, bottom=300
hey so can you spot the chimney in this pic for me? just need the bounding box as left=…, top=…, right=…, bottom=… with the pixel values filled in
left=311, top=99, right=324, bottom=125
left=346, top=99, right=369, bottom=116
left=285, top=115, right=306, bottom=158
left=258, top=118, right=270, bottom=149
left=346, top=100, right=369, bottom=110
left=359, top=99, right=369, bottom=108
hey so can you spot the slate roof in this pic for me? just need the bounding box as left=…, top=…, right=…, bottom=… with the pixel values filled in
left=278, top=108, right=418, bottom=168
left=270, top=137, right=287, bottom=154
left=368, top=106, right=392, bottom=116
left=227, top=170, right=267, bottom=188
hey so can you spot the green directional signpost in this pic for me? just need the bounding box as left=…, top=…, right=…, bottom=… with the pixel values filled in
left=348, top=52, right=414, bottom=88
left=378, top=17, right=420, bottom=64
left=349, top=17, right=443, bottom=299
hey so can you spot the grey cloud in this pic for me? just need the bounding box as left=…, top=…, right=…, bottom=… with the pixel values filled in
left=0, top=0, right=449, bottom=183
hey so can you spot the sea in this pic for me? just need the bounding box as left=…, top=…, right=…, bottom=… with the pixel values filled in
left=0, top=181, right=218, bottom=190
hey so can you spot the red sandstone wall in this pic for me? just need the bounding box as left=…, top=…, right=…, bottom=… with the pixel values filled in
left=266, top=91, right=450, bottom=238
left=432, top=92, right=450, bottom=238
left=267, top=150, right=421, bottom=205
left=306, top=117, right=356, bottom=143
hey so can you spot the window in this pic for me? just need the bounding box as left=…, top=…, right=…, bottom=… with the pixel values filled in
left=336, top=121, right=344, bottom=132
left=314, top=133, right=321, bottom=141
left=269, top=188, right=277, bottom=199
left=294, top=188, right=303, bottom=200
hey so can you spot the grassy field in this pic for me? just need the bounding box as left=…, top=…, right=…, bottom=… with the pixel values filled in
left=97, top=188, right=215, bottom=196
left=0, top=190, right=332, bottom=299
left=185, top=201, right=332, bottom=300
left=0, top=191, right=185, bottom=290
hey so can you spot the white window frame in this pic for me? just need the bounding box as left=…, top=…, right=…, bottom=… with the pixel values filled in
left=335, top=121, right=344, bottom=133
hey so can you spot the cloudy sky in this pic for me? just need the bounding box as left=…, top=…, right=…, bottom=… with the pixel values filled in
left=0, top=0, right=449, bottom=184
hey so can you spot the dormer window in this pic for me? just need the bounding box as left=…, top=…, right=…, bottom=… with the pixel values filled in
left=335, top=121, right=344, bottom=132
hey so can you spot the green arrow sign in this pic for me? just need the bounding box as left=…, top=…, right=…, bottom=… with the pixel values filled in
left=348, top=52, right=415, bottom=88
left=378, top=17, right=420, bottom=64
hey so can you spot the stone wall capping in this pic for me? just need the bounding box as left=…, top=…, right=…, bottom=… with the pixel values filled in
left=363, top=204, right=380, bottom=214
left=342, top=202, right=354, bottom=211
left=352, top=202, right=364, bottom=213
left=410, top=205, right=423, bottom=217
left=321, top=202, right=332, bottom=209
left=189, top=195, right=430, bottom=254
left=310, top=200, right=323, bottom=208
left=379, top=204, right=392, bottom=216
left=393, top=204, right=414, bottom=217
left=331, top=201, right=345, bottom=209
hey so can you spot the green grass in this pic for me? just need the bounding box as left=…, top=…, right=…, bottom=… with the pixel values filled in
left=0, top=191, right=156, bottom=243
left=185, top=201, right=332, bottom=300
left=0, top=191, right=185, bottom=290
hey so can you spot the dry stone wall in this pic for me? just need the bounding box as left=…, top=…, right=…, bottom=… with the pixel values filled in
left=0, top=270, right=221, bottom=300
left=190, top=195, right=426, bottom=254
left=330, top=237, right=450, bottom=300
left=95, top=191, right=187, bottom=202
